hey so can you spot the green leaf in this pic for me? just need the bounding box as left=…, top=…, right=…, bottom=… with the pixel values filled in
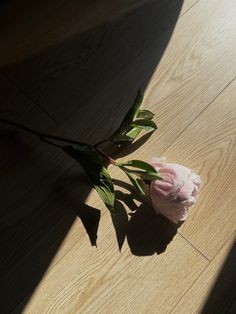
left=112, top=134, right=134, bottom=145
left=62, top=144, right=115, bottom=211
left=124, top=169, right=162, bottom=181
left=112, top=127, right=142, bottom=145
left=109, top=90, right=157, bottom=147
left=125, top=126, right=142, bottom=139
left=117, top=160, right=162, bottom=181
left=131, top=119, right=157, bottom=132
left=94, top=184, right=115, bottom=212
left=124, top=171, right=145, bottom=196
left=133, top=89, right=144, bottom=120
left=111, top=89, right=144, bottom=138
left=117, top=159, right=157, bottom=173
left=137, top=109, right=154, bottom=120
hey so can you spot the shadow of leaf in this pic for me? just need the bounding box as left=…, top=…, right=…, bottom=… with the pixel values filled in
left=55, top=172, right=101, bottom=246
left=76, top=203, right=101, bottom=246
left=111, top=200, right=129, bottom=251
left=98, top=131, right=154, bottom=159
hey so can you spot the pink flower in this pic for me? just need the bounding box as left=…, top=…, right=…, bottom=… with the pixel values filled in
left=149, top=157, right=201, bottom=224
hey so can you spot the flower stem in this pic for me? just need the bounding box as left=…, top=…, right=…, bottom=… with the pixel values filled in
left=95, top=147, right=117, bottom=165
left=0, top=118, right=118, bottom=166
left=0, top=118, right=87, bottom=147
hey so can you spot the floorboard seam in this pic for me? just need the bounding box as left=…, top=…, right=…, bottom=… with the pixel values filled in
left=2, top=72, right=59, bottom=126
left=180, top=0, right=201, bottom=17
left=2, top=0, right=200, bottom=130
left=177, top=232, right=210, bottom=261
left=5, top=72, right=236, bottom=312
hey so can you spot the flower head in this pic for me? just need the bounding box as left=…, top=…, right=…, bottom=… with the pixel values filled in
left=150, top=157, right=201, bottom=223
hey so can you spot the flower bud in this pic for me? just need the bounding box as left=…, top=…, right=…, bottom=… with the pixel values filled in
left=149, top=157, right=201, bottom=223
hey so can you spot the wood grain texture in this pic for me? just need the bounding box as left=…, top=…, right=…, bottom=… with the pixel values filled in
left=160, top=78, right=236, bottom=260
left=180, top=0, right=199, bottom=13
left=0, top=166, right=93, bottom=312
left=13, top=199, right=208, bottom=314
left=143, top=0, right=236, bottom=157
left=58, top=0, right=236, bottom=148
left=172, top=234, right=236, bottom=314
left=0, top=142, right=78, bottom=312
left=0, top=0, right=235, bottom=313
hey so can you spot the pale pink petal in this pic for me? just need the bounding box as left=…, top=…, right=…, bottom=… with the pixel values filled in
left=154, top=180, right=172, bottom=191
left=149, top=157, right=201, bottom=223
left=175, top=207, right=188, bottom=221
left=178, top=180, right=195, bottom=200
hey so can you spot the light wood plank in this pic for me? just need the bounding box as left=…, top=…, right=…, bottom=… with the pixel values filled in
left=157, top=77, right=236, bottom=259
left=1, top=0, right=235, bottom=312
left=0, top=163, right=146, bottom=312
left=0, top=166, right=94, bottom=312
left=14, top=201, right=207, bottom=314
left=143, top=0, right=236, bottom=156
left=60, top=0, right=236, bottom=149
left=181, top=0, right=199, bottom=13
left=172, top=234, right=236, bottom=313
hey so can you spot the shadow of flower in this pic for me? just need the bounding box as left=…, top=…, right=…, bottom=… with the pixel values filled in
left=112, top=180, right=178, bottom=256
left=126, top=205, right=177, bottom=256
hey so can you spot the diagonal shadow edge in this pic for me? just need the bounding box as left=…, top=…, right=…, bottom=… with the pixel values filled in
left=0, top=0, right=184, bottom=312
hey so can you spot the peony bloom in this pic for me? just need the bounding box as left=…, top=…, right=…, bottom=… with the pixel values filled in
left=149, top=157, right=201, bottom=224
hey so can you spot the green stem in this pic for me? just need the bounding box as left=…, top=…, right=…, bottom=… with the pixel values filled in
left=39, top=136, right=62, bottom=148
left=95, top=147, right=117, bottom=165
left=0, top=118, right=118, bottom=165
left=0, top=118, right=87, bottom=146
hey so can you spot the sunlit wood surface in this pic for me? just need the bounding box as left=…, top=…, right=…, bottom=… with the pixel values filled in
left=0, top=0, right=235, bottom=313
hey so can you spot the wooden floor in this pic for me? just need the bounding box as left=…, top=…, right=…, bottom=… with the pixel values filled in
left=0, top=0, right=235, bottom=313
